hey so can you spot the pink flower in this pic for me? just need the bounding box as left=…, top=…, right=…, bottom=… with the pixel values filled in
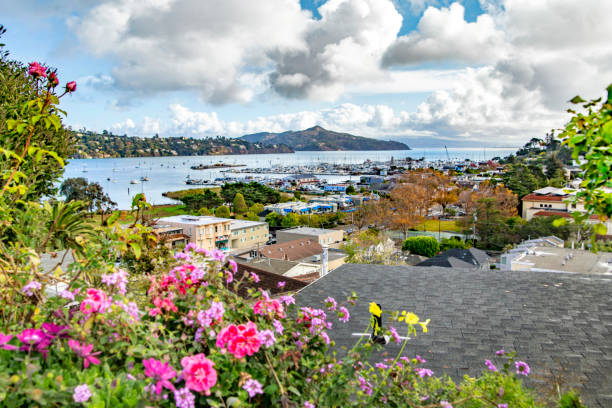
left=22, top=281, right=41, bottom=296
left=441, top=401, right=453, bottom=408
left=279, top=295, right=295, bottom=305
left=324, top=297, right=337, bottom=311
left=485, top=359, right=497, bottom=372
left=73, top=384, right=91, bottom=403
left=389, top=326, right=400, bottom=343
left=216, top=322, right=261, bottom=359
left=226, top=271, right=234, bottom=283
left=498, top=404, right=508, bottom=408
left=272, top=319, right=284, bottom=335
left=101, top=269, right=128, bottom=294
left=228, top=259, right=238, bottom=273
left=277, top=281, right=286, bottom=289
left=185, top=243, right=198, bottom=252
left=495, top=349, right=505, bottom=356
left=415, top=355, right=426, bottom=364
left=0, top=333, right=17, bottom=351
left=28, top=62, right=47, bottom=78
left=253, top=298, right=285, bottom=318
left=259, top=329, right=276, bottom=348
left=41, top=322, right=69, bottom=339
left=181, top=354, right=217, bottom=395
left=48, top=72, right=59, bottom=87
left=515, top=361, right=530, bottom=376
left=143, top=358, right=176, bottom=395
left=242, top=378, right=263, bottom=398
left=251, top=272, right=260, bottom=283
left=68, top=340, right=101, bottom=369
left=415, top=368, right=433, bottom=378
left=174, top=387, right=196, bottom=408
left=304, top=402, right=315, bottom=408
left=211, top=249, right=225, bottom=262
left=80, top=288, right=110, bottom=315
left=338, top=306, right=350, bottom=323
left=66, top=81, right=77, bottom=93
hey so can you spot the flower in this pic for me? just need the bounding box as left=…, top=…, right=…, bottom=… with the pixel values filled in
left=369, top=302, right=381, bottom=317
left=228, top=259, right=238, bottom=273
left=358, top=376, right=373, bottom=396
left=389, top=326, right=400, bottom=343
left=272, top=319, right=284, bottom=334
left=47, top=72, right=59, bottom=87
left=59, top=289, right=76, bottom=300
left=101, top=269, right=128, bottom=294
left=22, top=281, right=41, bottom=296
left=277, top=281, right=286, bottom=289
left=28, top=62, right=47, bottom=77
left=80, top=288, right=110, bottom=315
left=485, top=359, right=497, bottom=372
left=253, top=298, right=285, bottom=318
left=181, top=354, right=217, bottom=395
left=251, top=272, right=260, bottom=283
left=216, top=322, right=262, bottom=358
left=324, top=297, right=337, bottom=311
left=415, top=368, right=433, bottom=378
left=399, top=311, right=419, bottom=325
left=338, top=306, right=350, bottom=323
left=143, top=358, right=176, bottom=395
left=73, top=384, right=91, bottom=403
left=174, top=387, right=196, bottom=408
left=415, top=355, right=426, bottom=364
left=418, top=318, right=430, bottom=333
left=0, top=333, right=17, bottom=350
left=68, top=340, right=101, bottom=369
left=304, top=402, right=315, bottom=408
left=259, top=329, right=276, bottom=347
left=515, top=361, right=530, bottom=376
left=279, top=295, right=295, bottom=305
left=211, top=249, right=225, bottom=261
left=41, top=322, right=69, bottom=339
left=66, top=81, right=77, bottom=93
left=498, top=404, right=508, bottom=408
left=17, top=328, right=50, bottom=355
left=496, top=349, right=505, bottom=356
left=441, top=401, right=453, bottom=408
left=242, top=379, right=263, bottom=398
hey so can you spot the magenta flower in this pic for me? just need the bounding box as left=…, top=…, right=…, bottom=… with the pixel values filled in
left=304, top=402, right=315, bottom=408
left=0, top=333, right=17, bottom=350
left=515, top=361, right=530, bottom=376
left=251, top=272, right=260, bottom=283
left=80, top=288, right=110, bottom=315
left=441, top=401, right=453, bottom=408
left=415, top=368, right=433, bottom=378
left=174, top=387, right=195, bottom=408
left=143, top=358, right=177, bottom=395
left=389, top=326, right=400, bottom=343
left=495, top=349, right=505, bottom=356
left=415, top=355, right=426, bottom=364
left=277, top=281, right=286, bottom=289
left=242, top=379, right=263, bottom=398
left=280, top=295, right=295, bottom=305
left=259, top=329, right=276, bottom=348
left=324, top=297, right=337, bottom=311
left=338, top=306, right=350, bottom=323
left=65, top=81, right=77, bottom=93
left=28, top=62, right=47, bottom=78
left=68, top=340, right=101, bottom=369
left=17, top=328, right=50, bottom=355
left=73, top=384, right=91, bottom=403
left=228, top=259, right=238, bottom=273
left=485, top=359, right=497, bottom=372
left=498, top=404, right=508, bottom=408
left=181, top=353, right=217, bottom=395
left=272, top=319, right=284, bottom=335
left=226, top=271, right=234, bottom=283
left=41, top=322, right=69, bottom=339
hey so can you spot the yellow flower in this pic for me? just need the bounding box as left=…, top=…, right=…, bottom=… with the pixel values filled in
left=369, top=302, right=382, bottom=317
left=419, top=319, right=430, bottom=333
left=399, top=311, right=419, bottom=325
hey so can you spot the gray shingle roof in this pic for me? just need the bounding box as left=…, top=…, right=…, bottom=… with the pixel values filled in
left=295, top=264, right=612, bottom=407
left=416, top=248, right=489, bottom=269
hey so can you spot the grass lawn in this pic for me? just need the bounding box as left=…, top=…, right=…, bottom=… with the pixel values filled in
left=94, top=204, right=191, bottom=225
left=416, top=219, right=462, bottom=232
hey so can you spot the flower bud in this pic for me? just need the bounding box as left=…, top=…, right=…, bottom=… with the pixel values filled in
left=66, top=81, right=77, bottom=93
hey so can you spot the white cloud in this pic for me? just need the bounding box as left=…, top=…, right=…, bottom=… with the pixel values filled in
left=383, top=3, right=507, bottom=66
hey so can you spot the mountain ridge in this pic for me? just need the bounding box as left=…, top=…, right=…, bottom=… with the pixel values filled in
left=239, top=126, right=410, bottom=151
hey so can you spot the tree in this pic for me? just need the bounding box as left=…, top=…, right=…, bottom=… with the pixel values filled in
left=281, top=213, right=300, bottom=227
left=233, top=193, right=248, bottom=215
left=402, top=236, right=439, bottom=257
left=389, top=182, right=429, bottom=239
left=345, top=185, right=356, bottom=195
left=432, top=173, right=458, bottom=216
left=500, top=163, right=542, bottom=199
left=215, top=205, right=230, bottom=218
left=265, top=212, right=282, bottom=227
left=249, top=203, right=264, bottom=215
left=198, top=207, right=212, bottom=216
left=59, top=177, right=116, bottom=215
left=179, top=190, right=222, bottom=211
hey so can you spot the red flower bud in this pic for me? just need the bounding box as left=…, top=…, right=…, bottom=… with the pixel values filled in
left=66, top=81, right=77, bottom=93
left=28, top=62, right=47, bottom=78
left=48, top=72, right=59, bottom=88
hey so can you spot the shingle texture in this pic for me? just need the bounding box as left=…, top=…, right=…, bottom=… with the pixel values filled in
left=296, top=264, right=612, bottom=407
left=416, top=248, right=489, bottom=269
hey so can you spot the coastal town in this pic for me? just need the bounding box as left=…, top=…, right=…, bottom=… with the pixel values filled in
left=2, top=1, right=612, bottom=407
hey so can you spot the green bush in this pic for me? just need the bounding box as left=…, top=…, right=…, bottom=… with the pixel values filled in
left=402, top=236, right=440, bottom=257
left=214, top=205, right=230, bottom=218
left=440, top=237, right=470, bottom=251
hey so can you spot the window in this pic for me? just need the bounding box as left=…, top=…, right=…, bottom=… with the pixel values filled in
left=215, top=226, right=218, bottom=233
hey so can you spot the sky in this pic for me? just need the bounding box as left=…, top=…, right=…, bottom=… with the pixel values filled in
left=2, top=0, right=611, bottom=147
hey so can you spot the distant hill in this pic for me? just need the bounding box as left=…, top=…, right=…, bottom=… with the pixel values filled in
left=239, top=126, right=410, bottom=151
left=72, top=132, right=294, bottom=159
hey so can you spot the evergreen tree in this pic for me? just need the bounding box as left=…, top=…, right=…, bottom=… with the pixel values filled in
left=215, top=205, right=230, bottom=218
left=233, top=193, right=247, bottom=215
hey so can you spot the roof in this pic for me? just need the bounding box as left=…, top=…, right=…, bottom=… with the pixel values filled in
left=522, top=194, right=565, bottom=202
left=508, top=247, right=612, bottom=274
left=233, top=261, right=308, bottom=297
left=258, top=238, right=322, bottom=261
left=279, top=227, right=339, bottom=236
left=158, top=215, right=231, bottom=226
left=295, top=264, right=612, bottom=407
left=230, top=219, right=266, bottom=230
left=533, top=210, right=600, bottom=220
left=416, top=248, right=489, bottom=269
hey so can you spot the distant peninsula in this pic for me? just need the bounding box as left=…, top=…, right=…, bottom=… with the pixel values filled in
left=71, top=132, right=294, bottom=159
left=239, top=126, right=410, bottom=151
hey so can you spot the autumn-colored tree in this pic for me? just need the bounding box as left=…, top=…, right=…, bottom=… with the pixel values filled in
left=474, top=181, right=518, bottom=217
left=389, top=182, right=429, bottom=238
left=432, top=172, right=459, bottom=216
left=354, top=201, right=380, bottom=230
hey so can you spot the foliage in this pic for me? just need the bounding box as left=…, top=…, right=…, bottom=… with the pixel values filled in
left=557, top=389, right=587, bottom=408
left=197, top=207, right=212, bottom=216
left=249, top=203, right=264, bottom=215
left=440, top=237, right=471, bottom=251
left=178, top=190, right=223, bottom=212
left=0, top=28, right=75, bottom=200
left=72, top=132, right=293, bottom=158
left=559, top=84, right=612, bottom=236
left=214, top=205, right=230, bottom=218
left=402, top=236, right=440, bottom=257
left=220, top=182, right=280, bottom=207
left=60, top=177, right=117, bottom=215
left=345, top=185, right=356, bottom=195
left=232, top=192, right=248, bottom=215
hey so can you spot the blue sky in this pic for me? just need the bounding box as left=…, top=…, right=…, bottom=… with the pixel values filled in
left=2, top=0, right=611, bottom=147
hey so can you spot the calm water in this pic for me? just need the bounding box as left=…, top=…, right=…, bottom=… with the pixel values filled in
left=62, top=148, right=517, bottom=209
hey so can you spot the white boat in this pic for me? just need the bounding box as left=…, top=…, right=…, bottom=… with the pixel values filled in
left=130, top=180, right=140, bottom=184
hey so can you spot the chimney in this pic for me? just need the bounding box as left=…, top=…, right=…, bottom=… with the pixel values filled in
left=321, top=245, right=328, bottom=276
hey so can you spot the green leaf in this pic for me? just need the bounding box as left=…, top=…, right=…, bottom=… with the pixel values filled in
left=570, top=134, right=586, bottom=145
left=569, top=95, right=586, bottom=104
left=593, top=223, right=607, bottom=236
left=552, top=218, right=568, bottom=227
left=130, top=243, right=141, bottom=259
left=287, top=386, right=301, bottom=396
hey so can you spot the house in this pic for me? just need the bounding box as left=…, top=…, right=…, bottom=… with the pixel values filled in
left=295, top=264, right=612, bottom=407
left=283, top=174, right=319, bottom=185
left=229, top=219, right=269, bottom=251
left=250, top=238, right=346, bottom=272
left=156, top=215, right=232, bottom=251
left=232, top=261, right=309, bottom=298
left=152, top=224, right=190, bottom=248
left=264, top=201, right=337, bottom=215
left=323, top=184, right=348, bottom=193
left=276, top=226, right=344, bottom=246
left=416, top=248, right=489, bottom=270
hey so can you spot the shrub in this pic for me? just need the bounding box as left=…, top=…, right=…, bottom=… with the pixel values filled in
left=214, top=205, right=230, bottom=218
left=440, top=237, right=470, bottom=251
left=402, top=236, right=440, bottom=257
left=232, top=193, right=247, bottom=215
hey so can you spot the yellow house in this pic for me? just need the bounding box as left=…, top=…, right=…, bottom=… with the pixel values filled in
left=157, top=215, right=232, bottom=251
